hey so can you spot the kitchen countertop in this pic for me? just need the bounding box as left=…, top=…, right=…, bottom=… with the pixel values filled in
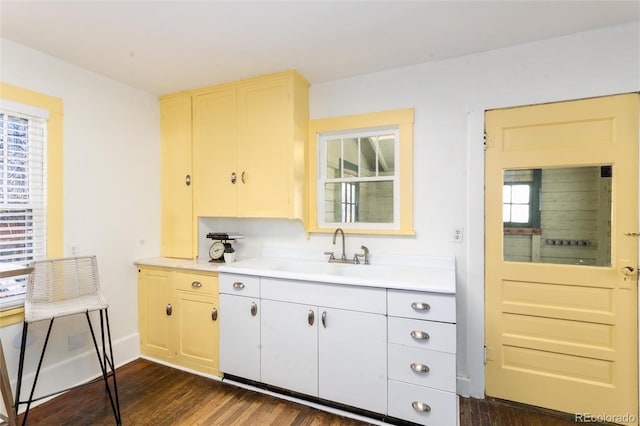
left=136, top=254, right=456, bottom=294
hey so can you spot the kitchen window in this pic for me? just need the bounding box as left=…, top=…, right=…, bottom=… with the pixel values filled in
left=0, top=83, right=63, bottom=323
left=0, top=108, right=47, bottom=310
left=307, top=108, right=415, bottom=235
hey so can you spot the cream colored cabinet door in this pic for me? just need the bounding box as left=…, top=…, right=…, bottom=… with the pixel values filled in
left=175, top=290, right=219, bottom=375
left=193, top=88, right=238, bottom=217
left=237, top=76, right=293, bottom=218
left=137, top=267, right=173, bottom=361
left=160, top=95, right=194, bottom=258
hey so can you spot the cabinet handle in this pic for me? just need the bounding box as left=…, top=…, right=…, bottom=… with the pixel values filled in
left=231, top=172, right=237, bottom=184
left=410, top=363, right=430, bottom=373
left=166, top=304, right=172, bottom=316
left=308, top=309, right=315, bottom=326
left=321, top=311, right=327, bottom=328
left=185, top=174, right=191, bottom=186
left=233, top=282, right=245, bottom=290
left=411, top=401, right=431, bottom=412
left=211, top=307, right=218, bottom=321
left=250, top=302, right=258, bottom=316
left=191, top=281, right=202, bottom=288
left=410, top=330, right=430, bottom=340
left=241, top=171, right=246, bottom=183
left=411, top=302, right=430, bottom=311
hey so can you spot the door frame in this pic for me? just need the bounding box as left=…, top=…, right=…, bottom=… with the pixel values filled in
left=464, top=90, right=640, bottom=402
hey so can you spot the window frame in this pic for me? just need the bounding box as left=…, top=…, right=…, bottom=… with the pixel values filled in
left=503, top=168, right=542, bottom=229
left=307, top=108, right=414, bottom=235
left=318, top=126, right=400, bottom=230
left=0, top=83, right=63, bottom=324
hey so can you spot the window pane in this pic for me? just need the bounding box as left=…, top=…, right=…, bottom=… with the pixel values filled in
left=343, top=138, right=358, bottom=177
left=511, top=185, right=530, bottom=204
left=511, top=205, right=529, bottom=223
left=326, top=139, right=341, bottom=178
left=324, top=181, right=393, bottom=224
left=503, top=204, right=511, bottom=222
left=503, top=166, right=612, bottom=267
left=360, top=137, right=376, bottom=177
left=503, top=185, right=511, bottom=203
left=378, top=135, right=395, bottom=177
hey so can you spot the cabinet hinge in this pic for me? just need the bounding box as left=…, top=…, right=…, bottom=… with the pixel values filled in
left=483, top=345, right=487, bottom=364
left=483, top=131, right=487, bottom=151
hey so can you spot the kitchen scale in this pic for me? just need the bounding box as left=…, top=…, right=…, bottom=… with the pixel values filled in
left=206, top=232, right=242, bottom=262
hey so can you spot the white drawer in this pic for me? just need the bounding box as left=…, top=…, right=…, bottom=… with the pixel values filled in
left=219, top=273, right=260, bottom=297
left=261, top=277, right=386, bottom=314
left=388, top=343, right=456, bottom=392
left=388, top=289, right=455, bottom=323
left=388, top=317, right=456, bottom=354
left=388, top=380, right=458, bottom=426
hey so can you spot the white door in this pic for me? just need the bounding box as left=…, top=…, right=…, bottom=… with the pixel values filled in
left=219, top=294, right=261, bottom=381
left=318, top=307, right=387, bottom=413
left=261, top=299, right=318, bottom=396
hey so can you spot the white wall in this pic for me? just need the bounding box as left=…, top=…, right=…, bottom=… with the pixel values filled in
left=201, top=21, right=640, bottom=398
left=0, top=38, right=159, bottom=405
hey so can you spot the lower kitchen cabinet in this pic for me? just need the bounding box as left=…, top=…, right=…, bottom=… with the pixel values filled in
left=219, top=273, right=261, bottom=381
left=137, top=266, right=173, bottom=360
left=218, top=293, right=261, bottom=381
left=261, top=299, right=318, bottom=396
left=260, top=301, right=387, bottom=413
left=220, top=273, right=390, bottom=418
left=317, top=307, right=387, bottom=413
left=137, top=266, right=220, bottom=376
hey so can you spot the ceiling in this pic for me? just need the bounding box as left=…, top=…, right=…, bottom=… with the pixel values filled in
left=1, top=1, right=638, bottom=96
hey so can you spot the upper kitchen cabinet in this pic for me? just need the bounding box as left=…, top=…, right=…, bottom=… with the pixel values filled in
left=160, top=94, right=195, bottom=258
left=193, top=71, right=309, bottom=220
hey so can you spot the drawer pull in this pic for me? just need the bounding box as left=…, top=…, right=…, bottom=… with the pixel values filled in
left=411, top=302, right=430, bottom=311
left=321, top=311, right=327, bottom=328
left=410, top=362, right=430, bottom=373
left=412, top=401, right=431, bottom=412
left=166, top=304, right=172, bottom=316
left=410, top=330, right=430, bottom=340
left=191, top=281, right=202, bottom=288
left=250, top=302, right=258, bottom=317
left=211, top=307, right=218, bottom=321
left=233, top=282, right=245, bottom=290
left=308, top=309, right=315, bottom=326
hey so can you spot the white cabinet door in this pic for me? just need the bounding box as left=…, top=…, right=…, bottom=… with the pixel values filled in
left=318, top=307, right=387, bottom=414
left=219, top=294, right=260, bottom=381
left=261, top=299, right=318, bottom=397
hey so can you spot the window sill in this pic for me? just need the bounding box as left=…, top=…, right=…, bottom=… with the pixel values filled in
left=0, top=306, right=24, bottom=327
left=504, top=227, right=542, bottom=235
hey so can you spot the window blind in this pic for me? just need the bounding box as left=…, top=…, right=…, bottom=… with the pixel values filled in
left=0, top=109, right=47, bottom=310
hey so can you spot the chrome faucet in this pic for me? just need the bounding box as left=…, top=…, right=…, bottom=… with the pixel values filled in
left=324, top=228, right=370, bottom=265
left=332, top=227, right=347, bottom=261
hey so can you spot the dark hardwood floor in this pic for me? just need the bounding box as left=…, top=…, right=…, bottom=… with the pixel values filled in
left=17, top=358, right=610, bottom=425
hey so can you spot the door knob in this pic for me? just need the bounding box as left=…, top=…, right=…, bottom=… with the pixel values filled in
left=622, top=266, right=636, bottom=276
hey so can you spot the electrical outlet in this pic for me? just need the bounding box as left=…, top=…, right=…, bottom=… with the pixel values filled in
left=452, top=227, right=463, bottom=243
left=68, top=244, right=79, bottom=256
